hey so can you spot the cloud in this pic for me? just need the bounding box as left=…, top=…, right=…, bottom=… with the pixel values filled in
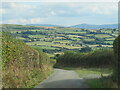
left=0, top=8, right=6, bottom=14
left=50, top=11, right=56, bottom=16
left=2, top=18, right=44, bottom=24
left=67, top=3, right=118, bottom=15
left=2, top=0, right=119, bottom=2
left=1, top=2, right=117, bottom=25
left=2, top=2, right=36, bottom=9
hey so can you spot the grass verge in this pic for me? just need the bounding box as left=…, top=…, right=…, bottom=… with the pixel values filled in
left=54, top=66, right=112, bottom=78
left=74, top=68, right=112, bottom=78
left=28, top=69, right=54, bottom=88
left=54, top=66, right=117, bottom=88
left=85, top=77, right=118, bottom=88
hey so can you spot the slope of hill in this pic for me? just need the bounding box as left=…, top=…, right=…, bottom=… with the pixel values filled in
left=2, top=32, right=53, bottom=88
left=2, top=24, right=118, bottom=55
left=71, top=24, right=118, bottom=29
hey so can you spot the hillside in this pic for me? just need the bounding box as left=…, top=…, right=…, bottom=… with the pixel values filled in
left=26, top=24, right=118, bottom=29
left=2, top=24, right=118, bottom=56
left=1, top=24, right=118, bottom=88
left=2, top=32, right=53, bottom=88
left=71, top=24, right=118, bottom=29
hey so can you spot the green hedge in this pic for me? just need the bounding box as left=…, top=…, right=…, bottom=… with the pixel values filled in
left=2, top=32, right=52, bottom=88
left=56, top=49, right=114, bottom=68
left=113, top=35, right=120, bottom=82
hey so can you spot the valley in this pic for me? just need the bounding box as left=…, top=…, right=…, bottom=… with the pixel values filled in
left=1, top=24, right=119, bottom=88
left=1, top=24, right=118, bottom=57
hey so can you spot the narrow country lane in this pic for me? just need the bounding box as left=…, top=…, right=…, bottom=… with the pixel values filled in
left=34, top=69, right=88, bottom=88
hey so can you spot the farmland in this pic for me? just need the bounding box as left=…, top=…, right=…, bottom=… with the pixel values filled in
left=1, top=24, right=119, bottom=88
left=2, top=24, right=118, bottom=55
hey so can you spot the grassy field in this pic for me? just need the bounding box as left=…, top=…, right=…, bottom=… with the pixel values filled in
left=26, top=41, right=54, bottom=46
left=84, top=38, right=95, bottom=41
left=104, top=41, right=113, bottom=44
left=29, top=35, right=46, bottom=38
left=95, top=34, right=112, bottom=38
left=106, top=38, right=115, bottom=41
left=51, top=44, right=82, bottom=49
left=2, top=24, right=118, bottom=54
left=2, top=24, right=118, bottom=88
left=52, top=40, right=71, bottom=44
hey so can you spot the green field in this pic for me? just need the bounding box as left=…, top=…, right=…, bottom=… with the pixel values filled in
left=84, top=38, right=95, bottom=41
left=29, top=35, right=46, bottom=38
left=95, top=34, right=112, bottom=38
left=2, top=24, right=118, bottom=54
left=2, top=24, right=118, bottom=88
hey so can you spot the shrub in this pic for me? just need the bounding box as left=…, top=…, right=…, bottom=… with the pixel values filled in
left=2, top=32, right=52, bottom=88
left=79, top=46, right=92, bottom=52
left=113, top=35, right=120, bottom=83
left=56, top=49, right=114, bottom=68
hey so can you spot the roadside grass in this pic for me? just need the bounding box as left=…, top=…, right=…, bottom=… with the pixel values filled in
left=54, top=66, right=117, bottom=88
left=85, top=77, right=118, bottom=88
left=25, top=68, right=53, bottom=88
left=54, top=66, right=112, bottom=78
left=74, top=68, right=113, bottom=78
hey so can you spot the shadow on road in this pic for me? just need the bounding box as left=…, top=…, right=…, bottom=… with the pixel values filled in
left=34, top=79, right=88, bottom=88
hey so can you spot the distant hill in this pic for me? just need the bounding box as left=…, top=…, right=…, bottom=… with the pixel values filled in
left=26, top=24, right=64, bottom=27
left=27, top=24, right=118, bottom=29
left=71, top=24, right=118, bottom=29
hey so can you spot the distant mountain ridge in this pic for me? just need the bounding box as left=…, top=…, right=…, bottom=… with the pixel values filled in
left=26, top=24, right=118, bottom=29
left=71, top=24, right=118, bottom=29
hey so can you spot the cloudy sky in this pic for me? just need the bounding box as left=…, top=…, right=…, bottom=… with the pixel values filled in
left=0, top=1, right=118, bottom=26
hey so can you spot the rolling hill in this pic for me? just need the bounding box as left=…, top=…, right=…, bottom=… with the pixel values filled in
left=26, top=24, right=118, bottom=29
left=71, top=24, right=118, bottom=29
left=2, top=24, right=118, bottom=55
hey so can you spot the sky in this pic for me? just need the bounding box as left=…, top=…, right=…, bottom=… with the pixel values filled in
left=0, top=0, right=119, bottom=26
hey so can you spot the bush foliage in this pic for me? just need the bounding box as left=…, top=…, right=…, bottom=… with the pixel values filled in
left=55, top=49, right=114, bottom=68
left=2, top=32, right=52, bottom=88
left=113, top=35, right=120, bottom=83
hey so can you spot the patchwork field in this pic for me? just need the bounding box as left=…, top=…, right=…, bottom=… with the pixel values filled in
left=2, top=24, right=118, bottom=55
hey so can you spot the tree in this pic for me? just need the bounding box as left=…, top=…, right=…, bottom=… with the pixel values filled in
left=55, top=54, right=60, bottom=57
left=21, top=34, right=29, bottom=38
left=80, top=46, right=92, bottom=52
